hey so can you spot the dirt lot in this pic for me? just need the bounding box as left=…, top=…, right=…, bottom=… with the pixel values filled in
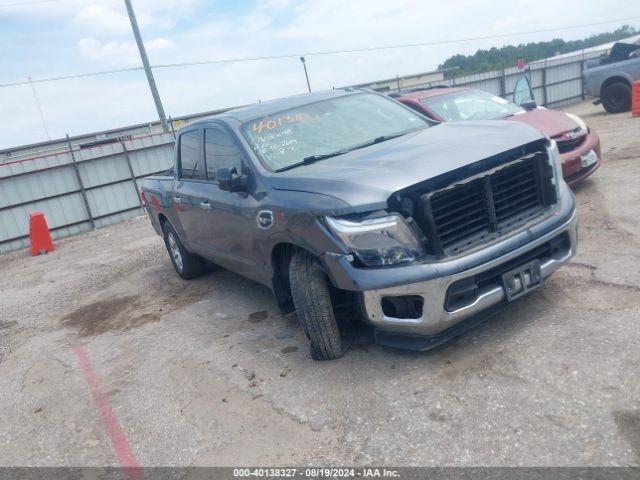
left=1, top=101, right=639, bottom=467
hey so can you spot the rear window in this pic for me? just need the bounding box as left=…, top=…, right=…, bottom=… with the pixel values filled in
left=241, top=93, right=427, bottom=172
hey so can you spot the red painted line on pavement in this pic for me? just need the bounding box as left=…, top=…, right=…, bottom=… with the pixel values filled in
left=74, top=346, right=143, bottom=479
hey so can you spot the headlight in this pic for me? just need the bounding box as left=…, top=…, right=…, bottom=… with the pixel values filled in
left=565, top=113, right=588, bottom=133
left=325, top=214, right=425, bottom=267
left=547, top=140, right=563, bottom=198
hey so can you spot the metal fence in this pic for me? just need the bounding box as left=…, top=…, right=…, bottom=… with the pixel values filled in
left=0, top=132, right=175, bottom=253
left=0, top=48, right=609, bottom=254
left=409, top=49, right=606, bottom=108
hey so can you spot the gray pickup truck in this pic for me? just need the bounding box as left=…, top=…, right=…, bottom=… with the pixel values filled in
left=142, top=89, right=577, bottom=360
left=583, top=41, right=640, bottom=113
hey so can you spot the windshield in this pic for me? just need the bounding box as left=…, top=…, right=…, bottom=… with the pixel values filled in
left=420, top=89, right=523, bottom=121
left=242, top=93, right=428, bottom=172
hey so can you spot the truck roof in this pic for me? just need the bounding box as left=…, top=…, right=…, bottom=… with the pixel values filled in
left=185, top=88, right=365, bottom=127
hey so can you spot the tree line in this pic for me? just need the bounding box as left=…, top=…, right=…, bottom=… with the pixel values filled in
left=439, top=25, right=639, bottom=76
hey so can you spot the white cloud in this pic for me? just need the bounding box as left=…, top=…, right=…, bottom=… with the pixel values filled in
left=77, top=37, right=176, bottom=66
left=2, top=0, right=639, bottom=149
left=147, top=38, right=176, bottom=51
left=73, top=4, right=131, bottom=35
left=257, top=0, right=295, bottom=9
left=78, top=38, right=137, bottom=64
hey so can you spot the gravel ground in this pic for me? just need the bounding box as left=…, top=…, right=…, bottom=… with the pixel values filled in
left=0, top=101, right=639, bottom=466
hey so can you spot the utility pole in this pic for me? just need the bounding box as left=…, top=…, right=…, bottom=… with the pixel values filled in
left=299, top=56, right=311, bottom=93
left=123, top=0, right=169, bottom=131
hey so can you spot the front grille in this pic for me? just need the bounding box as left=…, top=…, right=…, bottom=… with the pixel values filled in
left=429, top=178, right=490, bottom=250
left=421, top=151, right=556, bottom=256
left=556, top=134, right=586, bottom=153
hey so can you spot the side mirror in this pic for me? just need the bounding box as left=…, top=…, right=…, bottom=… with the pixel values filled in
left=216, top=167, right=233, bottom=190
left=216, top=167, right=247, bottom=192
left=520, top=100, right=537, bottom=110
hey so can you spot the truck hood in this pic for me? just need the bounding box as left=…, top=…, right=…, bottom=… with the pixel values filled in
left=505, top=108, right=579, bottom=138
left=270, top=121, right=544, bottom=209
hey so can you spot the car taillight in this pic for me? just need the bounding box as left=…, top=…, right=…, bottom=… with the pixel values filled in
left=140, top=190, right=146, bottom=207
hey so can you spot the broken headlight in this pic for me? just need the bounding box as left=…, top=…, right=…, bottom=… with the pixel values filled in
left=325, top=214, right=426, bottom=267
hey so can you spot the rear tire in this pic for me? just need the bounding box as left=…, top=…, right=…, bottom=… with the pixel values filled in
left=162, top=223, right=206, bottom=280
left=602, top=82, right=631, bottom=113
left=289, top=250, right=345, bottom=361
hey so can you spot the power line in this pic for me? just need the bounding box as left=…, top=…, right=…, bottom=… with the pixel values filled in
left=1, top=66, right=145, bottom=88
left=0, top=0, right=58, bottom=7
left=1, top=14, right=639, bottom=88
left=153, top=15, right=640, bottom=70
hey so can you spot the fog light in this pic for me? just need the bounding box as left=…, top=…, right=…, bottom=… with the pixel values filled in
left=381, top=295, right=424, bottom=319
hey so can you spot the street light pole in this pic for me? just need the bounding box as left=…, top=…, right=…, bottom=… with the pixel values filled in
left=300, top=56, right=311, bottom=93
left=123, top=0, right=169, bottom=131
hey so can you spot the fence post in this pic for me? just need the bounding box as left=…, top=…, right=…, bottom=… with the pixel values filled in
left=65, top=134, right=95, bottom=230
left=120, top=140, right=144, bottom=209
left=580, top=59, right=586, bottom=100
left=541, top=61, right=548, bottom=106
left=168, top=115, right=176, bottom=140
left=499, top=69, right=506, bottom=98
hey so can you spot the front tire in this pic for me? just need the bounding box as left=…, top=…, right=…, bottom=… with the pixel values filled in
left=602, top=82, right=631, bottom=113
left=289, top=250, right=345, bottom=361
left=162, top=223, right=206, bottom=280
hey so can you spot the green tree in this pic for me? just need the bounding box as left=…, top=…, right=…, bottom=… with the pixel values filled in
left=439, top=25, right=639, bottom=76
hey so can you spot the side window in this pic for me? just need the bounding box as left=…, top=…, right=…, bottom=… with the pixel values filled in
left=179, top=130, right=202, bottom=179
left=204, top=128, right=243, bottom=180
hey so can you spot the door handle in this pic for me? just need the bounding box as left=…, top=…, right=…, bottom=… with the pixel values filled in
left=199, top=201, right=211, bottom=210
left=173, top=196, right=182, bottom=204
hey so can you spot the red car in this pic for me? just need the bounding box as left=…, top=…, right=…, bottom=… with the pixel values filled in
left=393, top=79, right=601, bottom=186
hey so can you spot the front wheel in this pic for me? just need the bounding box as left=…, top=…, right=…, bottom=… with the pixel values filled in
left=162, top=223, right=206, bottom=280
left=289, top=250, right=346, bottom=361
left=602, top=82, right=631, bottom=113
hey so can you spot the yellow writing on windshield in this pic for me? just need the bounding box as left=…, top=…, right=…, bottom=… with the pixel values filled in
left=251, top=112, right=316, bottom=134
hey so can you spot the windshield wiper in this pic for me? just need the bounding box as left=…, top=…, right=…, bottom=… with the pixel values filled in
left=275, top=133, right=408, bottom=173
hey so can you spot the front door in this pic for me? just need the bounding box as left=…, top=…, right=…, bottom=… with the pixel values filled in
left=192, top=125, right=260, bottom=278
left=172, top=127, right=209, bottom=254
left=513, top=76, right=535, bottom=106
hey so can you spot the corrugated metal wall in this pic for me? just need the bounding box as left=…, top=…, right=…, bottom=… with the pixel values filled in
left=0, top=49, right=608, bottom=254
left=0, top=132, right=175, bottom=253
left=420, top=50, right=605, bottom=108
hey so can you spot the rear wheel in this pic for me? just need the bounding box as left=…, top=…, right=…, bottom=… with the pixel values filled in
left=289, top=250, right=353, bottom=361
left=162, top=223, right=206, bottom=280
left=602, top=82, right=631, bottom=113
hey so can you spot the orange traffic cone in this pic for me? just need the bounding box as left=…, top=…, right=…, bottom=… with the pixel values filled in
left=633, top=81, right=640, bottom=118
left=29, top=212, right=54, bottom=256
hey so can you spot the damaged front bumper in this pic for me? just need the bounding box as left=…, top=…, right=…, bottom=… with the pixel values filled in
left=323, top=187, right=577, bottom=351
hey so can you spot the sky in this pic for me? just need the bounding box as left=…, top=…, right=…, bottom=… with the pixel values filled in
left=0, top=0, right=638, bottom=149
